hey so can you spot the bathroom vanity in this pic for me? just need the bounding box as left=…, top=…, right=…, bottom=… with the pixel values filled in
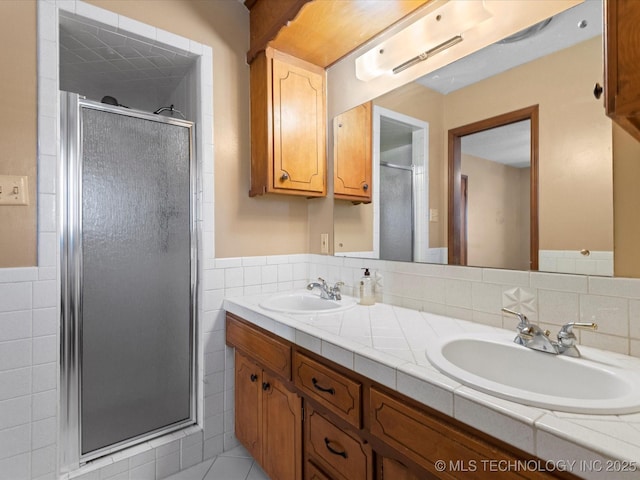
left=224, top=294, right=640, bottom=480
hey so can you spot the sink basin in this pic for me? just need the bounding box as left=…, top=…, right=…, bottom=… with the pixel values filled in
left=426, top=332, right=640, bottom=414
left=259, top=291, right=356, bottom=314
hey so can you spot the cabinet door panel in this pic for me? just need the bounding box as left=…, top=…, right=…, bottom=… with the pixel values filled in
left=272, top=57, right=326, bottom=194
left=605, top=0, right=640, bottom=141
left=334, top=102, right=372, bottom=202
left=262, top=372, right=303, bottom=480
left=235, top=352, right=262, bottom=461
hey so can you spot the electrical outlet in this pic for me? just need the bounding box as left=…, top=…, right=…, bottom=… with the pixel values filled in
left=0, top=175, right=29, bottom=206
left=320, top=233, right=329, bottom=254
left=429, top=208, right=439, bottom=222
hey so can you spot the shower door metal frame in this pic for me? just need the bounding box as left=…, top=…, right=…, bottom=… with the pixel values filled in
left=60, top=92, right=199, bottom=471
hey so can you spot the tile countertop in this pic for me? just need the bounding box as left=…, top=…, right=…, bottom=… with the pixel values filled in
left=224, top=293, right=640, bottom=480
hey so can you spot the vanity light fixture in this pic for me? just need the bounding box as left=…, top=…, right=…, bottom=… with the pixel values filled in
left=355, top=0, right=492, bottom=81
left=392, top=35, right=463, bottom=75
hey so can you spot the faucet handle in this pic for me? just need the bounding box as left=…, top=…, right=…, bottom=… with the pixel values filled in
left=559, top=322, right=598, bottom=335
left=557, top=322, right=598, bottom=348
left=501, top=308, right=530, bottom=327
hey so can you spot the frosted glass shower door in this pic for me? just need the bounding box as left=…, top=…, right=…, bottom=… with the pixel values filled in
left=63, top=96, right=196, bottom=459
left=380, top=165, right=413, bottom=262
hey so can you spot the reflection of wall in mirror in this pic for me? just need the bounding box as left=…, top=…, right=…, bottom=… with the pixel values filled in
left=462, top=153, right=530, bottom=271
left=334, top=35, right=613, bottom=266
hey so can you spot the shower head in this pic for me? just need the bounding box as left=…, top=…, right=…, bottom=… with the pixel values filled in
left=153, top=104, right=186, bottom=120
left=101, top=96, right=129, bottom=108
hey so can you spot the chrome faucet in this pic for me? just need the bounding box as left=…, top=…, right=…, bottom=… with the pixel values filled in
left=306, top=277, right=343, bottom=300
left=502, top=308, right=597, bottom=357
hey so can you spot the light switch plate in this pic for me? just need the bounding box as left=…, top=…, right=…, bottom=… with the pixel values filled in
left=320, top=233, right=329, bottom=254
left=429, top=208, right=439, bottom=222
left=0, top=175, right=29, bottom=205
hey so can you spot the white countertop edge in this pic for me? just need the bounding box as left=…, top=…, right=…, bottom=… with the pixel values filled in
left=223, top=295, right=640, bottom=466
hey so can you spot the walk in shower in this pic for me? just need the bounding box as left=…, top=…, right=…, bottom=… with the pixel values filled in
left=60, top=92, right=197, bottom=469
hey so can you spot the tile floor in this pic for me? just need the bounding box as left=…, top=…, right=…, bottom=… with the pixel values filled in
left=164, top=445, right=269, bottom=480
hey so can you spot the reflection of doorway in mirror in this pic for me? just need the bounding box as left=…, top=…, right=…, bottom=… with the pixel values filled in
left=461, top=121, right=531, bottom=271
left=449, top=106, right=538, bottom=271
left=374, top=106, right=436, bottom=263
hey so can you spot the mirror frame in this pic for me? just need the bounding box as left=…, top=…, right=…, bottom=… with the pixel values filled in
left=448, top=104, right=540, bottom=270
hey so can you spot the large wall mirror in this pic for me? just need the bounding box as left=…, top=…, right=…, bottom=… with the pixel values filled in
left=333, top=0, right=614, bottom=276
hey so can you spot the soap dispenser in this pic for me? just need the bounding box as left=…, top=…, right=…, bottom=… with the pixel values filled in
left=359, top=268, right=375, bottom=305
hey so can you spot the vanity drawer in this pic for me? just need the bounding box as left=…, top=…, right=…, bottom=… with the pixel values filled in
left=305, top=461, right=331, bottom=480
left=369, top=387, right=550, bottom=480
left=226, top=313, right=291, bottom=380
left=305, top=406, right=373, bottom=480
left=293, top=351, right=361, bottom=428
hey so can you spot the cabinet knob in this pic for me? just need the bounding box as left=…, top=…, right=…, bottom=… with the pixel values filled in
left=262, top=382, right=270, bottom=391
left=363, top=183, right=369, bottom=191
left=280, top=172, right=289, bottom=181
left=593, top=83, right=603, bottom=99
left=250, top=373, right=258, bottom=382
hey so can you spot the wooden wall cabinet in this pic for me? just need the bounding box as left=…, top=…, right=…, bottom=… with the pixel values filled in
left=249, top=47, right=327, bottom=198
left=333, top=102, right=373, bottom=203
left=604, top=0, right=640, bottom=142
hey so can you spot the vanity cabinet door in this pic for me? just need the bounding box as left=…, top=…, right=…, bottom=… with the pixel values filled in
left=234, top=352, right=262, bottom=461
left=262, top=370, right=303, bottom=480
left=605, top=0, right=640, bottom=142
left=334, top=102, right=372, bottom=203
left=234, top=352, right=302, bottom=480
left=249, top=47, right=326, bottom=197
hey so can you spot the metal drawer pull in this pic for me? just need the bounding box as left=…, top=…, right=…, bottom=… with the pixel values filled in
left=312, top=377, right=335, bottom=395
left=324, top=438, right=348, bottom=458
left=262, top=382, right=270, bottom=391
left=250, top=373, right=258, bottom=382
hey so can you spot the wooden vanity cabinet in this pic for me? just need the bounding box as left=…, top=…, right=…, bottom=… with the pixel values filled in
left=604, top=0, right=640, bottom=142
left=249, top=47, right=326, bottom=198
left=333, top=102, right=373, bottom=203
left=227, top=315, right=302, bottom=480
left=226, top=313, right=577, bottom=480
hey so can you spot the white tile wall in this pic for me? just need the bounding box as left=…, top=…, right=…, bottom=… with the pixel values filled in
left=539, top=250, right=614, bottom=277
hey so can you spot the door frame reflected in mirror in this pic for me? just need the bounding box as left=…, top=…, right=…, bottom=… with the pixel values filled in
left=448, top=104, right=540, bottom=270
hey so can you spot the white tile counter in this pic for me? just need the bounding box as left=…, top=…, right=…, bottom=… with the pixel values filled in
left=224, top=293, right=640, bottom=480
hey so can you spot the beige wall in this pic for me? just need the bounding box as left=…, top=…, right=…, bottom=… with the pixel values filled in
left=0, top=1, right=37, bottom=267
left=462, top=154, right=530, bottom=270
left=333, top=200, right=373, bottom=254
